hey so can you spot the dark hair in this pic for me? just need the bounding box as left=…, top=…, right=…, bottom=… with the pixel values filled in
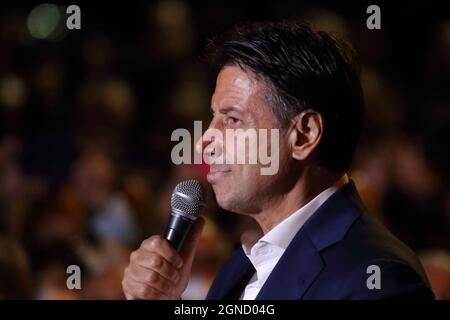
left=206, top=21, right=364, bottom=172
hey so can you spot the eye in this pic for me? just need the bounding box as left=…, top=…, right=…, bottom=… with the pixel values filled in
left=224, top=116, right=241, bottom=127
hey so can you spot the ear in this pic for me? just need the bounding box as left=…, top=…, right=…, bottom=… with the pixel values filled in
left=289, top=110, right=323, bottom=161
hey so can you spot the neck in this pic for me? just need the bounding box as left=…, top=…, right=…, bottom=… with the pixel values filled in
left=250, top=167, right=347, bottom=234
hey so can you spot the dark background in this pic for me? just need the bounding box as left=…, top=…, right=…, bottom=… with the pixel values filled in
left=0, top=1, right=449, bottom=299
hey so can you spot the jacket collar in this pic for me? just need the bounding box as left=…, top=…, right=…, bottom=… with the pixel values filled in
left=206, top=180, right=362, bottom=300
left=205, top=247, right=255, bottom=300
left=255, top=180, right=362, bottom=300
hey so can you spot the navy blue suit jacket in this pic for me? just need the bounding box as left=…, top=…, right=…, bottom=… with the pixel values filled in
left=206, top=181, right=434, bottom=300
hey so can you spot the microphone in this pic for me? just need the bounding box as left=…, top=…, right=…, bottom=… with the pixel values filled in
left=164, top=179, right=206, bottom=252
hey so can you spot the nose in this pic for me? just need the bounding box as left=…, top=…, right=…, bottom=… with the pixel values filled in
left=195, top=131, right=210, bottom=155
left=195, top=128, right=216, bottom=158
left=195, top=121, right=222, bottom=163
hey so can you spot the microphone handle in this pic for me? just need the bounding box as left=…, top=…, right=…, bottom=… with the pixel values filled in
left=164, top=214, right=195, bottom=252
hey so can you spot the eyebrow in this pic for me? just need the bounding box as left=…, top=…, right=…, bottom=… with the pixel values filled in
left=211, top=106, right=242, bottom=115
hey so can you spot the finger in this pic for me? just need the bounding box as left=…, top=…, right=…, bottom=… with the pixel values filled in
left=133, top=252, right=180, bottom=283
left=128, top=263, right=176, bottom=295
left=122, top=279, right=133, bottom=300
left=139, top=236, right=183, bottom=268
left=122, top=273, right=170, bottom=300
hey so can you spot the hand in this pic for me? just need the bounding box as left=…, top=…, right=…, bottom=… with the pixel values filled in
left=122, top=217, right=205, bottom=300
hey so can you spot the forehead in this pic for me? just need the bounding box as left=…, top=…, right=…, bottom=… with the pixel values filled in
left=211, top=65, right=261, bottom=109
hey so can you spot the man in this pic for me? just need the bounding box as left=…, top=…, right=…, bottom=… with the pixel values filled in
left=122, top=21, right=434, bottom=300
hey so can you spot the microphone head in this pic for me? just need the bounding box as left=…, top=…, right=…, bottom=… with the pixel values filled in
left=170, top=179, right=206, bottom=220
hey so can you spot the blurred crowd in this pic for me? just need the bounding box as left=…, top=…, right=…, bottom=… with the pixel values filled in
left=0, top=1, right=449, bottom=299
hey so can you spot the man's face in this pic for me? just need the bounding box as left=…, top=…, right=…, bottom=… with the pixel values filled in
left=196, top=66, right=293, bottom=214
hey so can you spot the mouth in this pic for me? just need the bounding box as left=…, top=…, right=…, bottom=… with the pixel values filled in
left=207, top=166, right=232, bottom=183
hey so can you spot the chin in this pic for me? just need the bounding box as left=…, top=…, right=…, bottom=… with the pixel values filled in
left=212, top=187, right=231, bottom=209
left=213, top=189, right=252, bottom=215
left=213, top=187, right=235, bottom=211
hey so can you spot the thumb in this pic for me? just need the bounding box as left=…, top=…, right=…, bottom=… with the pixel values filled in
left=179, top=216, right=205, bottom=267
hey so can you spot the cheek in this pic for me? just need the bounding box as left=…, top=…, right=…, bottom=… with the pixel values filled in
left=221, top=134, right=252, bottom=164
left=232, top=164, right=262, bottom=185
left=224, top=132, right=263, bottom=167
left=275, top=134, right=290, bottom=160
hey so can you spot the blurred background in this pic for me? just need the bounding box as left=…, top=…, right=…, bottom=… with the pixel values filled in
left=0, top=1, right=449, bottom=300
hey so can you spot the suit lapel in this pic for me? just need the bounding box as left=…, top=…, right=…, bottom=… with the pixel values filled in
left=256, top=229, right=324, bottom=300
left=207, top=181, right=363, bottom=300
left=256, top=180, right=362, bottom=300
left=206, top=247, right=255, bottom=300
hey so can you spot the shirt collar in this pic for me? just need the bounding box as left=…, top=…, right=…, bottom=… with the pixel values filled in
left=243, top=174, right=349, bottom=254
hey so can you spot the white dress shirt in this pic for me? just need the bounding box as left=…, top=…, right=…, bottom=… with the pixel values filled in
left=240, top=175, right=349, bottom=300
